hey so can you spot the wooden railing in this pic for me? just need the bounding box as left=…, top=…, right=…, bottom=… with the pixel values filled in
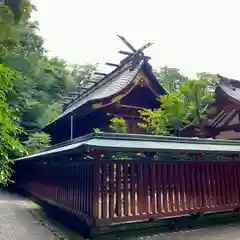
left=13, top=152, right=240, bottom=227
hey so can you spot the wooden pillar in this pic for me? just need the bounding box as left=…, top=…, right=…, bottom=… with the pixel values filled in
left=70, top=113, right=74, bottom=140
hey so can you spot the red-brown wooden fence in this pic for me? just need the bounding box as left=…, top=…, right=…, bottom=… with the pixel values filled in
left=13, top=154, right=240, bottom=227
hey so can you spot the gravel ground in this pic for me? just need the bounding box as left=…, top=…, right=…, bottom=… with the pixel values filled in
left=2, top=189, right=240, bottom=240
left=0, top=190, right=58, bottom=240
left=128, top=223, right=240, bottom=240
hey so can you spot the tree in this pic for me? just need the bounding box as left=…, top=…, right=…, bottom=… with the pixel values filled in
left=0, top=64, right=25, bottom=184
left=24, top=132, right=51, bottom=154
left=0, top=0, right=32, bottom=57
left=70, top=64, right=98, bottom=89
left=138, top=79, right=215, bottom=136
left=196, top=72, right=217, bottom=92
left=155, top=66, right=187, bottom=92
left=2, top=0, right=32, bottom=22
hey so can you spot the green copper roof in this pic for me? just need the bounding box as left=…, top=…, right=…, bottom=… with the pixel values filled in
left=15, top=133, right=240, bottom=161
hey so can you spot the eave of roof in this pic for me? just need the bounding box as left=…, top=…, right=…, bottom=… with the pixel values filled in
left=15, top=132, right=240, bottom=161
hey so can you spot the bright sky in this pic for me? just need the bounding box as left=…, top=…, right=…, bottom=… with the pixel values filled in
left=32, top=0, right=240, bottom=79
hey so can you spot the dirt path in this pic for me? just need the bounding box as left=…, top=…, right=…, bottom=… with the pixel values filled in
left=0, top=190, right=59, bottom=240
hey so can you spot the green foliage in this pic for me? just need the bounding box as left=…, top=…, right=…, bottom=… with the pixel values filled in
left=93, top=128, right=102, bottom=133
left=155, top=66, right=187, bottom=92
left=0, top=64, right=25, bottom=184
left=1, top=2, right=97, bottom=132
left=138, top=108, right=168, bottom=135
left=139, top=78, right=215, bottom=136
left=24, top=132, right=51, bottom=154
left=70, top=64, right=98, bottom=89
left=109, top=117, right=128, bottom=133
left=37, top=103, right=61, bottom=128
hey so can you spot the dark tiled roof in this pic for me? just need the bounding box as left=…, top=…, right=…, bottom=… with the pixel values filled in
left=55, top=60, right=144, bottom=121
left=217, top=75, right=240, bottom=103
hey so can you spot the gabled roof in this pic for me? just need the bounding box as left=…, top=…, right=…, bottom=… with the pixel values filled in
left=59, top=60, right=143, bottom=119
left=43, top=55, right=167, bottom=130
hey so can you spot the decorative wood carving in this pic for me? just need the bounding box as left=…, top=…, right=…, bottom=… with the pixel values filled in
left=92, top=102, right=103, bottom=109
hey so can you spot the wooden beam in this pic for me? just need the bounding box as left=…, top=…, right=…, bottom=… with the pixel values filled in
left=206, top=123, right=240, bottom=133
left=77, top=86, right=88, bottom=90
left=105, top=62, right=119, bottom=67
left=63, top=96, right=75, bottom=100
left=107, top=112, right=141, bottom=119
left=119, top=50, right=132, bottom=56
left=80, top=79, right=98, bottom=84
left=69, top=92, right=81, bottom=96
left=218, top=109, right=237, bottom=127
left=116, top=104, right=144, bottom=110
left=87, top=80, right=98, bottom=84
left=119, top=51, right=151, bottom=61
left=117, top=35, right=136, bottom=52
left=95, top=72, right=107, bottom=76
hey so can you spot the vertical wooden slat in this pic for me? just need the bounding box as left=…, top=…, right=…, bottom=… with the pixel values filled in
left=168, top=164, right=174, bottom=212
left=219, top=164, right=226, bottom=206
left=215, top=164, right=221, bottom=207
left=123, top=164, right=129, bottom=216
left=116, top=164, right=122, bottom=217
left=235, top=166, right=240, bottom=203
left=211, top=164, right=217, bottom=208
left=226, top=164, right=231, bottom=205
left=229, top=165, right=235, bottom=206
left=89, top=163, right=94, bottom=217
left=162, top=164, right=168, bottom=212
left=77, top=164, right=81, bottom=212
left=179, top=164, right=186, bottom=211
left=101, top=163, right=108, bottom=219
left=80, top=165, right=83, bottom=212
left=88, top=163, right=92, bottom=215
left=137, top=164, right=144, bottom=214
left=85, top=164, right=89, bottom=215
left=93, top=157, right=100, bottom=220
left=72, top=164, right=75, bottom=210
left=236, top=166, right=240, bottom=203
left=83, top=164, right=87, bottom=213
left=150, top=163, right=156, bottom=214
left=191, top=164, right=197, bottom=209
left=223, top=164, right=230, bottom=206
left=232, top=165, right=238, bottom=205
left=156, top=164, right=162, bottom=213
left=204, top=164, right=210, bottom=208
left=142, top=164, right=149, bottom=213
left=109, top=164, right=115, bottom=219
left=173, top=163, right=180, bottom=212
left=130, top=163, right=136, bottom=216
left=71, top=164, right=75, bottom=210
left=208, top=163, right=214, bottom=208
left=185, top=164, right=191, bottom=210
left=196, top=164, right=202, bottom=209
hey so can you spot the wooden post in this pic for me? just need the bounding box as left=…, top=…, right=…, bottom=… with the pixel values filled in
left=90, top=149, right=101, bottom=226
left=70, top=113, right=74, bottom=140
